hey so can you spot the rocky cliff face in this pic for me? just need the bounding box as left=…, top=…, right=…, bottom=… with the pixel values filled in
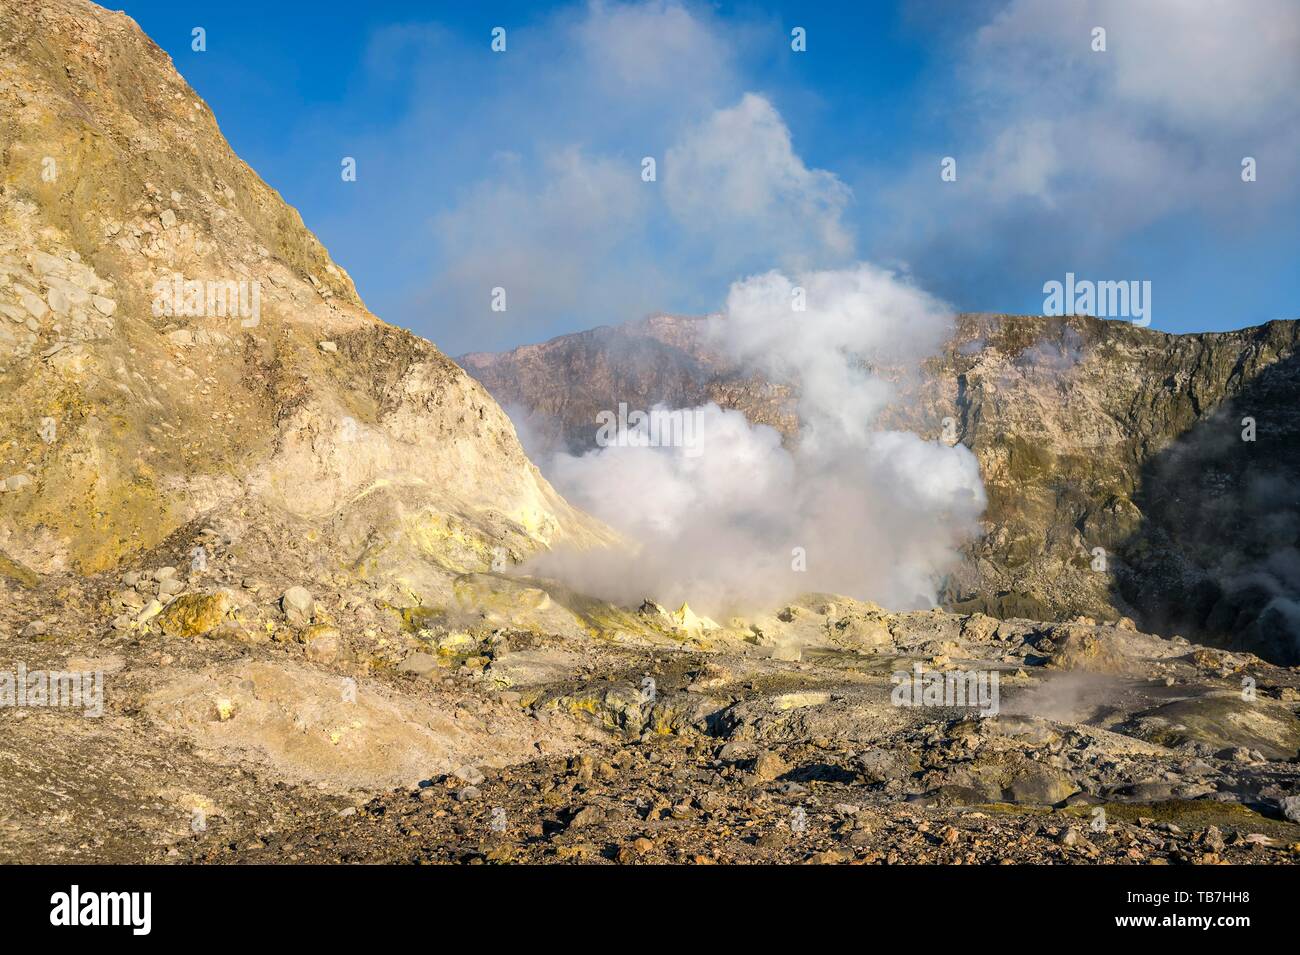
left=0, top=0, right=607, bottom=602
left=461, top=312, right=1300, bottom=664
left=460, top=314, right=798, bottom=456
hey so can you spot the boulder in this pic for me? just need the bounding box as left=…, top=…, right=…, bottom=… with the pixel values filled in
left=397, top=652, right=440, bottom=677
left=751, top=751, right=789, bottom=782
left=1004, top=762, right=1077, bottom=805
left=301, top=624, right=342, bottom=664
left=157, top=592, right=233, bottom=638
left=280, top=586, right=315, bottom=626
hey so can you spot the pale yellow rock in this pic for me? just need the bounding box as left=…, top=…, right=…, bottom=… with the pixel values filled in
left=136, top=599, right=163, bottom=624
left=773, top=692, right=830, bottom=710
left=670, top=602, right=719, bottom=632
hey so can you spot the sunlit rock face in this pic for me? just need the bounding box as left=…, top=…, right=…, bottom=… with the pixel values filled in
left=0, top=0, right=610, bottom=599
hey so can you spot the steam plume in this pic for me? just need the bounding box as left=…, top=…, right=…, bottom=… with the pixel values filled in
left=528, top=263, right=987, bottom=617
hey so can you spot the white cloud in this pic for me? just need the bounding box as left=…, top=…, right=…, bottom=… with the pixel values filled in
left=961, top=0, right=1300, bottom=212
left=665, top=93, right=854, bottom=270
left=875, top=0, right=1300, bottom=309
left=573, top=0, right=734, bottom=103
left=420, top=3, right=856, bottom=349
left=973, top=0, right=1300, bottom=131
left=980, top=120, right=1060, bottom=206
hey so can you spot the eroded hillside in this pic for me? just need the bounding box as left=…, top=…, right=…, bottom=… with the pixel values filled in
left=0, top=0, right=608, bottom=596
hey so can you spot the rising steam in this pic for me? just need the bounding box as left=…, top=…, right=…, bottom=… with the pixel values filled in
left=527, top=263, right=987, bottom=617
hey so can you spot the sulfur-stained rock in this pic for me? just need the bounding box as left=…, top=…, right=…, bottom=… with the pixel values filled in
left=831, top=613, right=893, bottom=647
left=157, top=592, right=233, bottom=638
left=961, top=613, right=1000, bottom=642
left=1045, top=625, right=1138, bottom=675
left=137, top=599, right=164, bottom=625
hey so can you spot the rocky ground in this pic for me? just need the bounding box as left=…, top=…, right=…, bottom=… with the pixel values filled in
left=188, top=758, right=1300, bottom=866
left=4, top=531, right=1299, bottom=864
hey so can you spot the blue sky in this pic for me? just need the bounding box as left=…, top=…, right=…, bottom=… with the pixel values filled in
left=119, top=0, right=1300, bottom=354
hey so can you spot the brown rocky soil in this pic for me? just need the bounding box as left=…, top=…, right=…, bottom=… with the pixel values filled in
left=5, top=552, right=1300, bottom=864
